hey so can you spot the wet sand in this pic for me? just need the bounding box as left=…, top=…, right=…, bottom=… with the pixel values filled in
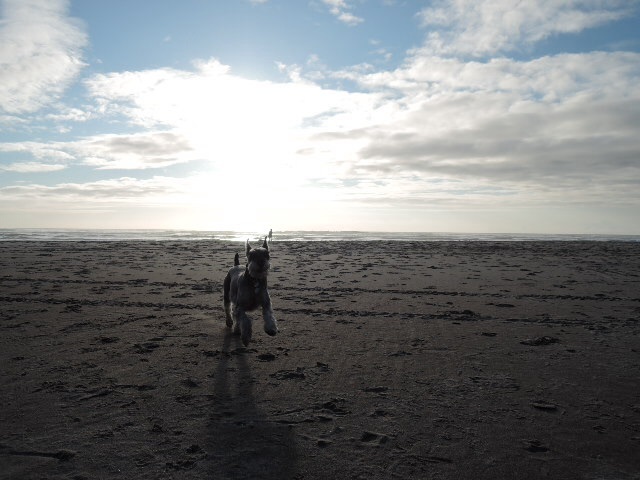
left=1, top=240, right=639, bottom=479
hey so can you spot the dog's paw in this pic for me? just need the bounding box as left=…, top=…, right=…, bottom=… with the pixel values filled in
left=264, top=320, right=278, bottom=336
left=241, top=332, right=252, bottom=346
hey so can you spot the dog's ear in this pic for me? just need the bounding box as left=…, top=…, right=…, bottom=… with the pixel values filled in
left=262, top=236, right=268, bottom=250
left=234, top=252, right=240, bottom=266
left=245, top=239, right=251, bottom=257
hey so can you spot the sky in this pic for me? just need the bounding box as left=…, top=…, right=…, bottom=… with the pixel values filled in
left=1, top=0, right=639, bottom=234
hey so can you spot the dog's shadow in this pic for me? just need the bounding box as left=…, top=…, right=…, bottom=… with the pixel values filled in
left=205, top=331, right=297, bottom=478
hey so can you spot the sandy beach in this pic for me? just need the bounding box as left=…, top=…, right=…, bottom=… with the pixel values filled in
left=1, top=240, right=639, bottom=479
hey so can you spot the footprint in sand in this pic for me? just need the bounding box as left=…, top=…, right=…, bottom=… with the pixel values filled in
left=318, top=398, right=350, bottom=416
left=531, top=402, right=558, bottom=412
left=362, top=386, right=388, bottom=393
left=521, top=336, right=559, bottom=346
left=270, top=368, right=306, bottom=380
left=257, top=353, right=277, bottom=361
left=360, top=431, right=390, bottom=446
left=369, top=409, right=393, bottom=418
left=524, top=440, right=549, bottom=452
left=133, top=342, right=160, bottom=353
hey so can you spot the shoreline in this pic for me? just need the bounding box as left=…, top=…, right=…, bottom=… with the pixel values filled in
left=2, top=228, right=640, bottom=242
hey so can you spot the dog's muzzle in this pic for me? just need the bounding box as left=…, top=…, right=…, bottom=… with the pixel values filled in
left=248, top=263, right=269, bottom=279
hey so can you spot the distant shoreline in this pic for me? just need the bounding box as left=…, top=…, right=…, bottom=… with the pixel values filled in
left=1, top=229, right=639, bottom=242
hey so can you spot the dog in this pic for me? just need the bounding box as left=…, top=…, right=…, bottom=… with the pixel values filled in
left=223, top=237, right=278, bottom=346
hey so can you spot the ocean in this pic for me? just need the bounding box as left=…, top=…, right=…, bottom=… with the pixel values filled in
left=0, top=229, right=638, bottom=242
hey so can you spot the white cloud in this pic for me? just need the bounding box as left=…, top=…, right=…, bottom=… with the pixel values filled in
left=0, top=140, right=75, bottom=162
left=339, top=51, right=640, bottom=102
left=2, top=57, right=387, bottom=198
left=0, top=0, right=87, bottom=113
left=0, top=132, right=194, bottom=170
left=0, top=162, right=66, bottom=173
left=83, top=58, right=385, bottom=176
left=0, top=176, right=194, bottom=228
left=0, top=113, right=27, bottom=129
left=76, top=132, right=194, bottom=170
left=0, top=176, right=182, bottom=202
left=44, top=105, right=93, bottom=123
left=321, top=0, right=364, bottom=26
left=337, top=49, right=640, bottom=199
left=418, top=0, right=632, bottom=57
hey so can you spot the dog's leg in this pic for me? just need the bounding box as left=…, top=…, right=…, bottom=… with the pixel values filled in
left=262, top=294, right=278, bottom=336
left=224, top=301, right=233, bottom=328
left=231, top=302, right=240, bottom=335
left=233, top=305, right=252, bottom=346
left=223, top=274, right=233, bottom=328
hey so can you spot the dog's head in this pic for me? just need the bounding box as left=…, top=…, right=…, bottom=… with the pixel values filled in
left=246, top=237, right=270, bottom=279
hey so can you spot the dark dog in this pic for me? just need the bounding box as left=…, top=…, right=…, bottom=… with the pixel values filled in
left=223, top=237, right=277, bottom=346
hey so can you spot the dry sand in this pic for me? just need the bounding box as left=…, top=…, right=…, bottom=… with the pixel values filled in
left=1, top=240, right=639, bottom=479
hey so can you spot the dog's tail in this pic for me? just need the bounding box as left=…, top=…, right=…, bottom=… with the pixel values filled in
left=234, top=252, right=240, bottom=266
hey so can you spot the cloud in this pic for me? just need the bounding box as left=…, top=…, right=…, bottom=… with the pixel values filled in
left=0, top=176, right=189, bottom=229
left=77, top=132, right=194, bottom=170
left=0, top=140, right=75, bottom=162
left=0, top=176, right=182, bottom=202
left=418, top=0, right=632, bottom=57
left=294, top=67, right=639, bottom=208
left=0, top=0, right=87, bottom=114
left=83, top=58, right=386, bottom=176
left=321, top=0, right=364, bottom=26
left=0, top=162, right=66, bottom=173
left=340, top=51, right=640, bottom=103
left=360, top=98, right=640, bottom=187
left=0, top=131, right=194, bottom=170
left=324, top=35, right=640, bottom=207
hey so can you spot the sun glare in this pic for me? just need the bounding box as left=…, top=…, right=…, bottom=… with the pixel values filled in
left=154, top=59, right=364, bottom=232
